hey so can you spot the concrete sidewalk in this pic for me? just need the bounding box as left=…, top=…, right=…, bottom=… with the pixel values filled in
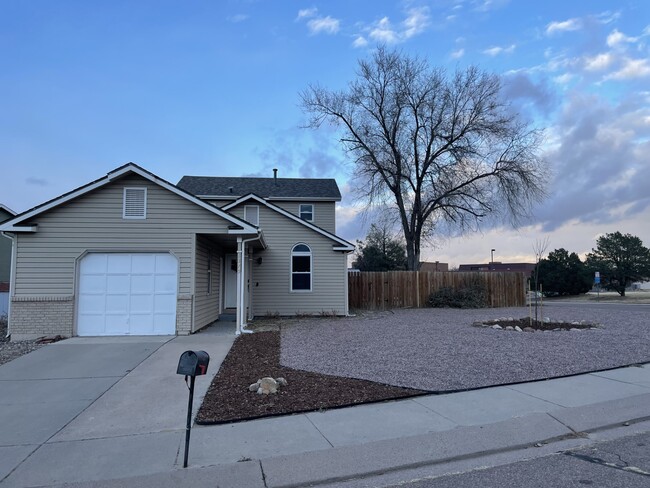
left=1, top=328, right=650, bottom=487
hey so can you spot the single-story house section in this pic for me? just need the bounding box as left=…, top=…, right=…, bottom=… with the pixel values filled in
left=0, top=164, right=354, bottom=340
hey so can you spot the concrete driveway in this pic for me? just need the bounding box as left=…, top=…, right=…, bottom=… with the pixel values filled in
left=0, top=325, right=235, bottom=487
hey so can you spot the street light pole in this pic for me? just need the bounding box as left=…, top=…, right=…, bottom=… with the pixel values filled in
left=491, top=249, right=495, bottom=271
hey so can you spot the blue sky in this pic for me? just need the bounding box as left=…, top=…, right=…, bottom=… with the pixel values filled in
left=2, top=0, right=649, bottom=266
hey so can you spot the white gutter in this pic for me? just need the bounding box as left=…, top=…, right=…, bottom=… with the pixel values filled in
left=1, top=231, right=15, bottom=339
left=235, top=235, right=261, bottom=335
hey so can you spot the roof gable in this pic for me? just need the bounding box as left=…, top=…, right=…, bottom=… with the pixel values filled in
left=177, top=175, right=341, bottom=201
left=222, top=194, right=354, bottom=251
left=0, top=163, right=259, bottom=234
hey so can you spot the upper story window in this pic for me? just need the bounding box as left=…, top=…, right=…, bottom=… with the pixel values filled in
left=244, top=205, right=259, bottom=226
left=299, top=204, right=314, bottom=222
left=123, top=187, right=147, bottom=219
left=291, top=243, right=312, bottom=292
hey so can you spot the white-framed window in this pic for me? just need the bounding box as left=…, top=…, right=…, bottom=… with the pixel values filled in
left=123, top=187, right=147, bottom=219
left=291, top=243, right=312, bottom=292
left=299, top=204, right=314, bottom=222
left=244, top=205, right=259, bottom=226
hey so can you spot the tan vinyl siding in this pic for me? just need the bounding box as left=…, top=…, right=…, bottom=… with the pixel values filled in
left=194, top=235, right=221, bottom=331
left=13, top=174, right=231, bottom=297
left=229, top=204, right=347, bottom=316
left=271, top=201, right=336, bottom=233
left=204, top=199, right=233, bottom=208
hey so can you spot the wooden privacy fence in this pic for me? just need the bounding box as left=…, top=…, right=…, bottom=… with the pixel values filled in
left=348, top=271, right=526, bottom=310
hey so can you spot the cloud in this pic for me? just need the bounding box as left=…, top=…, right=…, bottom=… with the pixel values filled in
left=296, top=8, right=340, bottom=35
left=296, top=8, right=318, bottom=20
left=502, top=72, right=557, bottom=115
left=402, top=7, right=430, bottom=39
left=483, top=44, right=515, bottom=56
left=364, top=8, right=431, bottom=45
left=605, top=57, right=650, bottom=80
left=307, top=16, right=340, bottom=35
left=352, top=36, right=368, bottom=48
left=584, top=52, right=614, bottom=71
left=227, top=14, right=249, bottom=23
left=546, top=18, right=582, bottom=36
left=450, top=48, right=465, bottom=59
left=26, top=177, right=48, bottom=186
left=536, top=91, right=650, bottom=232
left=369, top=17, right=399, bottom=44
left=553, top=73, right=574, bottom=85
left=606, top=29, right=638, bottom=47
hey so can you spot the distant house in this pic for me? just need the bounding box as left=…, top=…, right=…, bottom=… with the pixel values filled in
left=419, top=261, right=449, bottom=272
left=458, top=262, right=535, bottom=274
left=0, top=164, right=354, bottom=340
left=0, top=204, right=16, bottom=317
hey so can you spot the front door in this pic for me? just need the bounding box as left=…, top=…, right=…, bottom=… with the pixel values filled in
left=224, top=253, right=237, bottom=309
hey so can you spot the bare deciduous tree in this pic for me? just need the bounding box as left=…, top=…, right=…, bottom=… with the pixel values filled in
left=301, top=47, right=549, bottom=270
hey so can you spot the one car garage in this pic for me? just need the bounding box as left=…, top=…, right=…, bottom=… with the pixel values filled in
left=77, top=252, right=178, bottom=336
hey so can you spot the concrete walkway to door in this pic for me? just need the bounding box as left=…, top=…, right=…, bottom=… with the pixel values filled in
left=0, top=323, right=235, bottom=486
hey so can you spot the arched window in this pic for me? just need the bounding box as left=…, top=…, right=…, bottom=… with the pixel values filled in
left=291, top=243, right=312, bottom=291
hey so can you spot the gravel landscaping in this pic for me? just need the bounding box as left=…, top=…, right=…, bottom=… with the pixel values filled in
left=0, top=318, right=43, bottom=366
left=280, top=305, right=650, bottom=391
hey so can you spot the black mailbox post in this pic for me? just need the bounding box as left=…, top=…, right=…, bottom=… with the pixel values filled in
left=177, top=350, right=210, bottom=468
left=177, top=350, right=210, bottom=376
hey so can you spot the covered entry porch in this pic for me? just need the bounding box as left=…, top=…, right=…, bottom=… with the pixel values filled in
left=196, top=232, right=266, bottom=335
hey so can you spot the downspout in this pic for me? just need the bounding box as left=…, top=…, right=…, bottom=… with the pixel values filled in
left=236, top=235, right=259, bottom=335
left=1, top=231, right=16, bottom=339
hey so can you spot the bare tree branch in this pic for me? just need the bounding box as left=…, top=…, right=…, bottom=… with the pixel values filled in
left=300, top=47, right=549, bottom=270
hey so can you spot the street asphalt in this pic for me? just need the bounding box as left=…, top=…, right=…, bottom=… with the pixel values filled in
left=0, top=317, right=649, bottom=487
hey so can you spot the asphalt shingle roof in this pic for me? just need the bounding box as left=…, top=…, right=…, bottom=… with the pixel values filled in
left=177, top=176, right=341, bottom=200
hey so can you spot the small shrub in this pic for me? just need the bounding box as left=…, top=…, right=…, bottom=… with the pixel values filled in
left=428, top=282, right=487, bottom=308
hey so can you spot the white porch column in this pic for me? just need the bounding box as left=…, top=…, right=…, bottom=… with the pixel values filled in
left=235, top=237, right=243, bottom=335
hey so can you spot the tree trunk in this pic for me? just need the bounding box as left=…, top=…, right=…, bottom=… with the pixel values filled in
left=405, top=234, right=420, bottom=271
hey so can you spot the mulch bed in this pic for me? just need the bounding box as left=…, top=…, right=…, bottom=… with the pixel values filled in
left=195, top=331, right=425, bottom=424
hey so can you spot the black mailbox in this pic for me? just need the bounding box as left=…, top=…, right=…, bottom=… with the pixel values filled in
left=177, top=350, right=210, bottom=376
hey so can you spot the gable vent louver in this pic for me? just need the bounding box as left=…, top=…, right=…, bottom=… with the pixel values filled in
left=123, top=187, right=147, bottom=219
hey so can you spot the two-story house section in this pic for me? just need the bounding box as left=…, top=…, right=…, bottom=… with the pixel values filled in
left=0, top=164, right=354, bottom=340
left=177, top=169, right=352, bottom=323
left=176, top=169, right=339, bottom=233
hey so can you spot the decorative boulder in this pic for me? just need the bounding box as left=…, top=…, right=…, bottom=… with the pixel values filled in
left=249, top=376, right=289, bottom=395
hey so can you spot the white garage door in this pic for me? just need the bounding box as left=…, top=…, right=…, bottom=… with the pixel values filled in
left=78, top=253, right=178, bottom=336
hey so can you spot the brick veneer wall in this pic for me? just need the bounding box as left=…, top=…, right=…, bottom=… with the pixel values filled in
left=176, top=295, right=193, bottom=335
left=9, top=295, right=193, bottom=340
left=10, top=296, right=74, bottom=340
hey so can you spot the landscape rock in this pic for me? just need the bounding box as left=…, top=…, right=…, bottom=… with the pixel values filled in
left=514, top=326, right=523, bottom=332
left=257, top=377, right=279, bottom=394
left=505, top=326, right=514, bottom=331
left=570, top=328, right=582, bottom=332
left=249, top=376, right=289, bottom=394
left=492, top=324, right=502, bottom=330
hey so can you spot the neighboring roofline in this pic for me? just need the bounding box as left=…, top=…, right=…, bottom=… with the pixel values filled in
left=0, top=204, right=16, bottom=216
left=222, top=194, right=355, bottom=251
left=198, top=195, right=340, bottom=202
left=0, top=163, right=260, bottom=235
